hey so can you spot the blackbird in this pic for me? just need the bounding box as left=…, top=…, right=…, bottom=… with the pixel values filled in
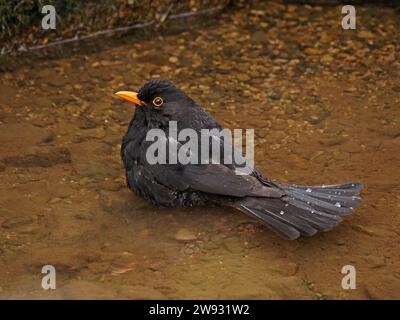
left=116, top=79, right=363, bottom=240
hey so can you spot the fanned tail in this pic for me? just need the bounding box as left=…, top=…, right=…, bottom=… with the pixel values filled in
left=235, top=182, right=363, bottom=240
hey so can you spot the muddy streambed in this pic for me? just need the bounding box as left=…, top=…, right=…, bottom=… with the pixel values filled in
left=0, top=3, right=399, bottom=299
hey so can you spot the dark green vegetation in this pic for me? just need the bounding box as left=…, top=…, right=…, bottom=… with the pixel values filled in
left=1, top=0, right=89, bottom=38
left=0, top=0, right=230, bottom=50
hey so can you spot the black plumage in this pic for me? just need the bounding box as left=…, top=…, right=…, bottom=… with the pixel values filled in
left=119, top=79, right=363, bottom=240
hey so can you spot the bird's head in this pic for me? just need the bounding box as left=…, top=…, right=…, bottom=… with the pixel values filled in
left=115, top=79, right=190, bottom=116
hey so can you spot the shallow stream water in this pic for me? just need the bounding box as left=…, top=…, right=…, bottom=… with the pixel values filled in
left=0, top=3, right=399, bottom=299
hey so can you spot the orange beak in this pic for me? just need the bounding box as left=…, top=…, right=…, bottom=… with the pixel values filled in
left=115, top=91, right=145, bottom=106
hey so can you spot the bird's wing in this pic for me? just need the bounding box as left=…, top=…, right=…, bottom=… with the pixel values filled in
left=164, top=164, right=283, bottom=198
left=136, top=132, right=284, bottom=199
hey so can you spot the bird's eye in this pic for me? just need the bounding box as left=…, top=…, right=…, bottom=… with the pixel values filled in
left=152, top=97, right=163, bottom=107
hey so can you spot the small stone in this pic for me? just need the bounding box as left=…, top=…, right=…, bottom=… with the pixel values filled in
left=78, top=177, right=92, bottom=186
left=303, top=107, right=330, bottom=125
left=315, top=292, right=323, bottom=299
left=320, top=32, right=332, bottom=44
left=252, top=31, right=268, bottom=43
left=250, top=10, right=265, bottom=16
left=358, top=30, right=374, bottom=39
left=335, top=238, right=346, bottom=246
left=31, top=193, right=51, bottom=204
left=168, top=56, right=179, bottom=64
left=41, top=132, right=55, bottom=143
left=351, top=225, right=376, bottom=237
left=223, top=237, right=244, bottom=253
left=304, top=48, right=323, bottom=56
left=97, top=180, right=123, bottom=192
left=269, top=260, right=299, bottom=276
left=183, top=248, right=194, bottom=255
left=320, top=54, right=333, bottom=64
left=81, top=127, right=106, bottom=139
left=392, top=86, right=400, bottom=92
left=319, top=135, right=347, bottom=147
left=237, top=74, right=250, bottom=82
left=2, top=216, right=34, bottom=229
left=268, top=93, right=281, bottom=101
left=379, top=125, right=400, bottom=139
left=78, top=117, right=97, bottom=130
left=202, top=241, right=220, bottom=250
left=49, top=197, right=62, bottom=204
left=174, top=228, right=197, bottom=241
left=74, top=213, right=94, bottom=221
left=363, top=255, right=385, bottom=268
left=364, top=278, right=399, bottom=300
left=48, top=74, right=68, bottom=87
left=344, top=87, right=357, bottom=93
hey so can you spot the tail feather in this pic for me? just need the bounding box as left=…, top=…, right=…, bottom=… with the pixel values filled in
left=296, top=191, right=362, bottom=207
left=236, top=182, right=363, bottom=240
left=284, top=190, right=353, bottom=215
left=240, top=204, right=303, bottom=240
left=260, top=204, right=319, bottom=236
left=278, top=182, right=362, bottom=196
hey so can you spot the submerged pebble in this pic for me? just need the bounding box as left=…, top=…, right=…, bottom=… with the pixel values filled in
left=174, top=228, right=197, bottom=241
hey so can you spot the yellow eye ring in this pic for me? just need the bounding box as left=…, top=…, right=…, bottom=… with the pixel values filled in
left=152, top=97, right=163, bottom=107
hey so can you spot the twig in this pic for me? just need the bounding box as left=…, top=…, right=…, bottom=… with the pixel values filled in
left=155, top=2, right=175, bottom=30
left=5, top=5, right=225, bottom=55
